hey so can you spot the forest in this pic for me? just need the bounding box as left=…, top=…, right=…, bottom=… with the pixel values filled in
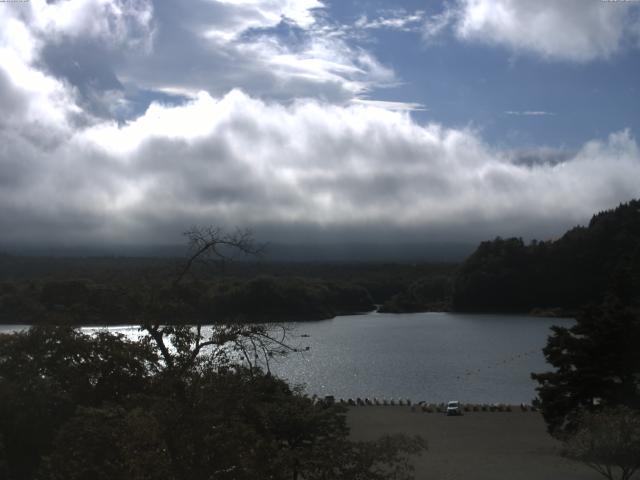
left=452, top=199, right=640, bottom=314
left=0, top=199, right=638, bottom=324
left=0, top=254, right=455, bottom=324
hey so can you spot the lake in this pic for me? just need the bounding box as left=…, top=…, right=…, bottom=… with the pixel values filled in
left=0, top=311, right=572, bottom=404
left=272, top=311, right=570, bottom=404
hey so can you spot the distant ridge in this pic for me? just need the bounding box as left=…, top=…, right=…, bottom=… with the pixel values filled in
left=1, top=242, right=475, bottom=263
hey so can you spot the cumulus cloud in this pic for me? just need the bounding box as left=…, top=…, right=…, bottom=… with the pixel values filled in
left=428, top=0, right=640, bottom=62
left=1, top=0, right=639, bottom=248
left=25, top=0, right=154, bottom=48
left=0, top=0, right=154, bottom=123
left=1, top=87, right=638, bottom=246
left=0, top=11, right=81, bottom=138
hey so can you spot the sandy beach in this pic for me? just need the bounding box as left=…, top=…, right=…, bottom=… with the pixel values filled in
left=347, top=406, right=609, bottom=480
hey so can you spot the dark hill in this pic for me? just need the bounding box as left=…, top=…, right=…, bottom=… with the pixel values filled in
left=452, top=199, right=640, bottom=313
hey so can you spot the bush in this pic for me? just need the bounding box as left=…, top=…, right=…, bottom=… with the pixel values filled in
left=563, top=407, right=640, bottom=480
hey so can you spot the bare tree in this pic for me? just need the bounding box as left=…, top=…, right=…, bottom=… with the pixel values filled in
left=173, top=226, right=265, bottom=286
left=563, top=406, right=640, bottom=480
left=140, top=226, right=302, bottom=375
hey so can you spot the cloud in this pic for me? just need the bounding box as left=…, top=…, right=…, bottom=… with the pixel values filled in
left=428, top=0, right=640, bottom=62
left=423, top=5, right=456, bottom=40
left=208, top=0, right=324, bottom=40
left=0, top=12, right=82, bottom=135
left=1, top=86, right=638, bottom=246
left=508, top=147, right=574, bottom=167
left=23, top=0, right=155, bottom=49
left=351, top=98, right=426, bottom=112
left=119, top=0, right=398, bottom=103
left=505, top=111, right=555, bottom=116
left=1, top=0, right=639, bottom=248
left=0, top=0, right=154, bottom=123
left=355, top=9, right=425, bottom=32
left=2, top=0, right=399, bottom=124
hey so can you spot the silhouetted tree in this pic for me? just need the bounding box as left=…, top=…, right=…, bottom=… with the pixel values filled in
left=0, top=325, right=425, bottom=480
left=0, top=327, right=158, bottom=479
left=532, top=302, right=640, bottom=437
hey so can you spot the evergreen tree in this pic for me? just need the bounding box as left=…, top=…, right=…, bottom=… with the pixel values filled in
left=532, top=302, right=640, bottom=437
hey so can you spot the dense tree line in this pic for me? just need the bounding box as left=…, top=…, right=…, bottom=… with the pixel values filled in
left=0, top=251, right=459, bottom=324
left=378, top=275, right=452, bottom=313
left=205, top=276, right=374, bottom=321
left=0, top=276, right=376, bottom=325
left=374, top=200, right=640, bottom=314
left=453, top=200, right=640, bottom=313
left=0, top=254, right=457, bottom=301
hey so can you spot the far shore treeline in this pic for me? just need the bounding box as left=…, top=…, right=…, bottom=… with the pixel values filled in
left=0, top=199, right=638, bottom=324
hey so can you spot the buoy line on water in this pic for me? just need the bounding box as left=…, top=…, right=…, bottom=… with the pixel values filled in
left=456, top=348, right=541, bottom=380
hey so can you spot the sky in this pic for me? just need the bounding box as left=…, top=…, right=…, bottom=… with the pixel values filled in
left=0, top=0, right=639, bottom=249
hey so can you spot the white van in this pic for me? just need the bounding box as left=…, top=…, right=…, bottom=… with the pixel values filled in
left=446, top=400, right=463, bottom=416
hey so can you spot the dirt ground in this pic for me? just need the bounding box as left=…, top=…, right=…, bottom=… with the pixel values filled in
left=347, top=406, right=612, bottom=480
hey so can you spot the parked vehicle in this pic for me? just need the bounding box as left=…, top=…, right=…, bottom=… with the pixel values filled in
left=446, top=400, right=463, bottom=416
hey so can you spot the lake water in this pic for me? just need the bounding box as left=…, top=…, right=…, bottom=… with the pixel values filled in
left=0, top=311, right=572, bottom=404
left=272, top=311, right=571, bottom=404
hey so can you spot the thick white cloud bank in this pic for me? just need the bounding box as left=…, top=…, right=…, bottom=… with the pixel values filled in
left=438, top=0, right=640, bottom=62
left=0, top=0, right=639, bottom=247
left=1, top=88, right=639, bottom=245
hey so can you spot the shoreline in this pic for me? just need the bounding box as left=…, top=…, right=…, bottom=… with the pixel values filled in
left=0, top=308, right=576, bottom=328
left=328, top=398, right=539, bottom=412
